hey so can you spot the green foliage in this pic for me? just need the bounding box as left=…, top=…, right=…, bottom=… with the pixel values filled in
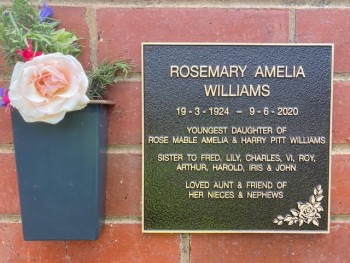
left=0, top=0, right=132, bottom=99
left=50, top=29, right=80, bottom=55
left=87, top=60, right=131, bottom=100
left=0, top=0, right=80, bottom=65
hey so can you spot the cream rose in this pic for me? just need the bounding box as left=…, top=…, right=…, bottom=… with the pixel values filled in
left=9, top=53, right=89, bottom=124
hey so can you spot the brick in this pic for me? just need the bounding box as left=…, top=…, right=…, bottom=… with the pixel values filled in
left=0, top=154, right=19, bottom=214
left=332, top=82, right=350, bottom=144
left=106, top=154, right=141, bottom=216
left=331, top=155, right=350, bottom=215
left=52, top=6, right=91, bottom=70
left=68, top=224, right=180, bottom=263
left=296, top=9, right=350, bottom=73
left=0, top=223, right=180, bottom=263
left=105, top=82, right=142, bottom=145
left=0, top=50, right=7, bottom=69
left=0, top=108, right=12, bottom=144
left=191, top=222, right=350, bottom=263
left=0, top=223, right=66, bottom=262
left=0, top=51, right=12, bottom=79
left=97, top=8, right=289, bottom=69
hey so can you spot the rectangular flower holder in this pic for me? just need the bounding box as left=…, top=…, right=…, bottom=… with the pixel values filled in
left=11, top=102, right=111, bottom=240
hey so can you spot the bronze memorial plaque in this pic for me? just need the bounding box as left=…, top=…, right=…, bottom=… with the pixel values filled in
left=142, top=44, right=333, bottom=233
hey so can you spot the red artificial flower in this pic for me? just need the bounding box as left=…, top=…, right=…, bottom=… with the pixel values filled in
left=3, top=94, right=10, bottom=105
left=16, top=39, right=43, bottom=62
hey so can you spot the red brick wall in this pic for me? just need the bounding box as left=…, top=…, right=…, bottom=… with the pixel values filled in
left=1, top=1, right=350, bottom=262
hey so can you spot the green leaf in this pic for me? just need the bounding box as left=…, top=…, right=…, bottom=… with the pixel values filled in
left=87, top=60, right=132, bottom=99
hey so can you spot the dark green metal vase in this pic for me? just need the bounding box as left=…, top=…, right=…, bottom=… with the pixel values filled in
left=11, top=102, right=112, bottom=240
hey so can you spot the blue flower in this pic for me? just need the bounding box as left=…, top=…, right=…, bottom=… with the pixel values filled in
left=0, top=87, right=10, bottom=107
left=39, top=2, right=53, bottom=22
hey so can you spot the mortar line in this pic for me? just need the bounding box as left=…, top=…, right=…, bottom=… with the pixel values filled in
left=47, top=2, right=350, bottom=9
left=334, top=73, right=350, bottom=82
left=0, top=215, right=143, bottom=224
left=0, top=144, right=14, bottom=154
left=0, top=74, right=10, bottom=81
left=85, top=6, right=98, bottom=69
left=105, top=215, right=142, bottom=224
left=107, top=145, right=142, bottom=154
left=0, top=144, right=143, bottom=154
left=332, top=144, right=350, bottom=155
left=0, top=215, right=21, bottom=223
left=288, top=9, right=296, bottom=43
left=1, top=214, right=349, bottom=225
left=2, top=0, right=350, bottom=8
left=122, top=73, right=142, bottom=82
left=331, top=215, right=350, bottom=223
left=2, top=144, right=348, bottom=155
left=180, top=234, right=191, bottom=263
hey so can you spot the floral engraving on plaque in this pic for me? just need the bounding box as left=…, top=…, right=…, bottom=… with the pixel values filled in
left=273, top=185, right=324, bottom=227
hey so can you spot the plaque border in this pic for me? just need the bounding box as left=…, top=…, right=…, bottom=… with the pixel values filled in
left=141, top=43, right=333, bottom=234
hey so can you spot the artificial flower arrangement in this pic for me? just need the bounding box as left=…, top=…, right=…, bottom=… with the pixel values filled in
left=0, top=0, right=130, bottom=124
